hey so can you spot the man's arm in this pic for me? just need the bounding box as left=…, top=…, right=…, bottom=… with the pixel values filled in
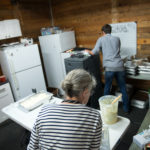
left=84, top=49, right=94, bottom=55
left=84, top=38, right=101, bottom=55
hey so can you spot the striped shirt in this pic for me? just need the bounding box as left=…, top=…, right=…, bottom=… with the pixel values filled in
left=27, top=103, right=102, bottom=150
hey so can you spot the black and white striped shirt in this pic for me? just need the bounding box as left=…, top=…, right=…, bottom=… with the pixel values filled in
left=27, top=104, right=102, bottom=150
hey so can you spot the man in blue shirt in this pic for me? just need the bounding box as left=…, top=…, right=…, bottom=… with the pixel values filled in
left=85, top=24, right=129, bottom=113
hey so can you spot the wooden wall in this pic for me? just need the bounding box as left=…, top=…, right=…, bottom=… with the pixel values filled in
left=51, top=0, right=150, bottom=90
left=1, top=0, right=150, bottom=90
left=0, top=0, right=51, bottom=75
left=0, top=0, right=51, bottom=43
left=51, top=0, right=150, bottom=58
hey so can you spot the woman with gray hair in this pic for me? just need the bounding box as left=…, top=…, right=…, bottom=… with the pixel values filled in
left=61, top=68, right=96, bottom=104
left=28, top=69, right=102, bottom=150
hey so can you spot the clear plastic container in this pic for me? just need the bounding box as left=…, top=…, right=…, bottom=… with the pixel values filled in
left=99, top=95, right=119, bottom=125
left=100, top=125, right=110, bottom=150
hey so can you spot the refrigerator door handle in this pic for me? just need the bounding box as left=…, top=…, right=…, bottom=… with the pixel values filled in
left=7, top=54, right=16, bottom=74
left=8, top=56, right=20, bottom=98
left=12, top=73, right=19, bottom=91
left=12, top=73, right=21, bottom=99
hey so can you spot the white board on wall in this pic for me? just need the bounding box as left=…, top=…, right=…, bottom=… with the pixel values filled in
left=110, top=22, right=137, bottom=59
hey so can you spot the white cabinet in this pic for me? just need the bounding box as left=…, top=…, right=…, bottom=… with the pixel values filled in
left=0, top=19, right=22, bottom=40
left=0, top=82, right=14, bottom=123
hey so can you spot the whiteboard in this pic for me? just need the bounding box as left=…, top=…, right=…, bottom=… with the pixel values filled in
left=110, top=22, right=137, bottom=59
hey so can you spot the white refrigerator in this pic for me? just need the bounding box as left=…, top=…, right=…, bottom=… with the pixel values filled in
left=39, top=31, right=76, bottom=94
left=0, top=44, right=46, bottom=101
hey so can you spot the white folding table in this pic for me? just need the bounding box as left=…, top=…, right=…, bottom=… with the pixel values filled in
left=2, top=96, right=130, bottom=150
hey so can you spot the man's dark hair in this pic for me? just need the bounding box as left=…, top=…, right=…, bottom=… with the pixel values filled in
left=101, top=24, right=111, bottom=34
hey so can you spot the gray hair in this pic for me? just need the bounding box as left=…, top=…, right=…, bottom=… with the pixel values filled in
left=61, top=69, right=96, bottom=98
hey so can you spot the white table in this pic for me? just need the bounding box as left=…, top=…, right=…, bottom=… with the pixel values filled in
left=106, top=116, right=130, bottom=150
left=2, top=96, right=63, bottom=131
left=2, top=96, right=130, bottom=150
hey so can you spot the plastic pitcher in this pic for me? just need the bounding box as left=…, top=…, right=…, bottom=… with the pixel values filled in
left=99, top=95, right=119, bottom=125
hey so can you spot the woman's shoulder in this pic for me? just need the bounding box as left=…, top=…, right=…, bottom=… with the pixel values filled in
left=85, top=106, right=101, bottom=116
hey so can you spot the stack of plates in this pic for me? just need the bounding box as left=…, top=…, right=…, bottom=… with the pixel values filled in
left=138, top=62, right=150, bottom=75
left=124, top=61, right=138, bottom=75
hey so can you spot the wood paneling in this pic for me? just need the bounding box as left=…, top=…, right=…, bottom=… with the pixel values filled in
left=0, top=0, right=51, bottom=42
left=0, top=0, right=51, bottom=75
left=52, top=0, right=112, bottom=48
left=51, top=0, right=150, bottom=58
left=1, top=0, right=150, bottom=89
left=51, top=0, right=150, bottom=90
